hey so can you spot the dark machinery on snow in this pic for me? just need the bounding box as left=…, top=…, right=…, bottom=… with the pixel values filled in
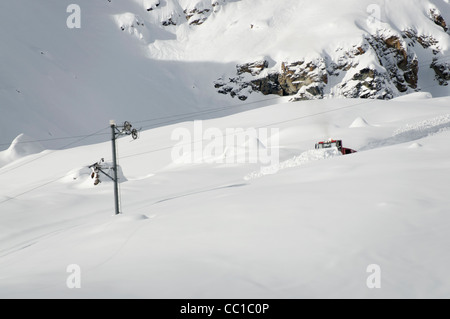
left=315, top=139, right=357, bottom=155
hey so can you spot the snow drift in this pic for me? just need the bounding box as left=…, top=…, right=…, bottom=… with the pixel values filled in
left=0, top=134, right=44, bottom=168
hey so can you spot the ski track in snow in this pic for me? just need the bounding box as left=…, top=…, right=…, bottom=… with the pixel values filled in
left=153, top=182, right=247, bottom=204
left=393, top=114, right=450, bottom=136
left=362, top=114, right=450, bottom=150
left=244, top=148, right=342, bottom=180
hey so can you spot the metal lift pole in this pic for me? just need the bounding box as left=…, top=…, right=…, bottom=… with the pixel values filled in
left=110, top=120, right=120, bottom=215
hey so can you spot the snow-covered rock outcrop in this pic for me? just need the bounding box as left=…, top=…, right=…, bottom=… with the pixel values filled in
left=132, top=0, right=231, bottom=27
left=128, top=0, right=450, bottom=101
left=214, top=26, right=449, bottom=101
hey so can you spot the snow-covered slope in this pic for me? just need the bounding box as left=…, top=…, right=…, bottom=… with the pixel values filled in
left=1, top=0, right=450, bottom=299
left=1, top=95, right=450, bottom=298
left=138, top=0, right=450, bottom=61
left=137, top=0, right=450, bottom=100
left=0, top=134, right=44, bottom=168
left=0, top=0, right=274, bottom=151
left=1, top=0, right=449, bottom=151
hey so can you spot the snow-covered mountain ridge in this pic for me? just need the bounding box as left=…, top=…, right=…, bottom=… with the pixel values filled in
left=124, top=0, right=450, bottom=100
left=1, top=0, right=449, bottom=150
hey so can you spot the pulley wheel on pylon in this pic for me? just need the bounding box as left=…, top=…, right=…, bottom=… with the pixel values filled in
left=123, top=121, right=132, bottom=132
left=131, top=128, right=138, bottom=140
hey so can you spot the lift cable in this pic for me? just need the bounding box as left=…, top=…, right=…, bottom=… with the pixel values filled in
left=0, top=126, right=110, bottom=177
left=0, top=81, right=448, bottom=206
left=1, top=53, right=448, bottom=148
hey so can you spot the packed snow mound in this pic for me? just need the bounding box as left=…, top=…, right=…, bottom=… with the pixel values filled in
left=350, top=117, right=371, bottom=128
left=408, top=142, right=423, bottom=148
left=7, top=134, right=44, bottom=157
left=0, top=134, right=44, bottom=167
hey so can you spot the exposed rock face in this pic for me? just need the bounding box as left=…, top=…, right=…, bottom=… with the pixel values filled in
left=403, top=29, right=441, bottom=55
left=162, top=18, right=176, bottom=26
left=214, top=60, right=272, bottom=100
left=429, top=8, right=448, bottom=33
left=115, top=13, right=146, bottom=39
left=184, top=8, right=211, bottom=25
left=250, top=73, right=285, bottom=97
left=215, top=27, right=447, bottom=101
left=431, top=59, right=450, bottom=86
left=183, top=1, right=228, bottom=25
left=280, top=59, right=328, bottom=96
left=162, top=13, right=181, bottom=26
left=146, top=0, right=160, bottom=12
left=337, top=68, right=395, bottom=100
left=237, top=60, right=269, bottom=76
left=136, top=0, right=449, bottom=100
left=146, top=0, right=229, bottom=27
left=214, top=59, right=329, bottom=101
left=367, top=33, right=419, bottom=92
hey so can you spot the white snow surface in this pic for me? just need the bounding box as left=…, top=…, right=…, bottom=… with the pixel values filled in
left=1, top=0, right=450, bottom=299
left=1, top=96, right=450, bottom=298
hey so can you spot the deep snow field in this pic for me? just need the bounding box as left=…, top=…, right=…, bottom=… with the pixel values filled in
left=1, top=94, right=450, bottom=298
left=1, top=0, right=450, bottom=299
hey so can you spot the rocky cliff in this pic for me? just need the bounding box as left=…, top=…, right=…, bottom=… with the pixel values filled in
left=214, top=17, right=449, bottom=101
left=121, top=0, right=449, bottom=101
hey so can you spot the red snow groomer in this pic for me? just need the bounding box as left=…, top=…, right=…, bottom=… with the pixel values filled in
left=315, top=139, right=357, bottom=155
